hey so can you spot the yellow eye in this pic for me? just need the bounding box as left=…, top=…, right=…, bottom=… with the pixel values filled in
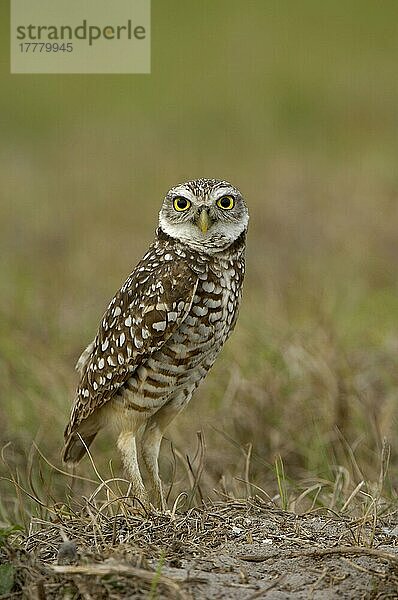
left=173, top=197, right=191, bottom=212
left=217, top=195, right=235, bottom=210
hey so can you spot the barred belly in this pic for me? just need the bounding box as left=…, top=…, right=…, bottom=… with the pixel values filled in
left=114, top=266, right=239, bottom=420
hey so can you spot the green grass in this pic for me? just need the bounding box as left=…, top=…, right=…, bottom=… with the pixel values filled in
left=2, top=0, right=398, bottom=526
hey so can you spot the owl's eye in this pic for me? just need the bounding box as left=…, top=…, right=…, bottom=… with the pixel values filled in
left=217, top=195, right=235, bottom=210
left=173, top=197, right=191, bottom=212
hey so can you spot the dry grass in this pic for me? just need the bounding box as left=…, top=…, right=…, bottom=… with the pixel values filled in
left=2, top=489, right=398, bottom=598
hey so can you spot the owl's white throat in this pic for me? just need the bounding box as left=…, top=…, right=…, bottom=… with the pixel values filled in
left=158, top=212, right=247, bottom=254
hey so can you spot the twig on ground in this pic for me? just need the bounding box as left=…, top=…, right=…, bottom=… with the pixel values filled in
left=51, top=560, right=188, bottom=599
left=239, top=545, right=398, bottom=565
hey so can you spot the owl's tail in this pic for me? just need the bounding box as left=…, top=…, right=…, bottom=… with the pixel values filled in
left=62, top=429, right=98, bottom=464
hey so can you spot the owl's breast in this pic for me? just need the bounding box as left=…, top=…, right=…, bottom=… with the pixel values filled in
left=120, top=258, right=244, bottom=412
left=151, top=261, right=243, bottom=380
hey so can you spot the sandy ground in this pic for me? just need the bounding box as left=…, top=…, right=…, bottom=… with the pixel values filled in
left=2, top=499, right=398, bottom=598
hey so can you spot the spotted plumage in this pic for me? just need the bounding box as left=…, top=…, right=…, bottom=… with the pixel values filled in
left=63, top=178, right=249, bottom=508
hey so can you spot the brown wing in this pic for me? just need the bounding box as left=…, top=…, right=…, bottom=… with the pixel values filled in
left=64, top=245, right=198, bottom=442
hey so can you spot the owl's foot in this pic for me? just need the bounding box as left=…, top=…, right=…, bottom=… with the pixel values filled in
left=129, top=482, right=150, bottom=510
left=148, top=480, right=167, bottom=512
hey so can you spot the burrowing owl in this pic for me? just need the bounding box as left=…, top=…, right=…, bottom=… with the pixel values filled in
left=63, top=178, right=249, bottom=508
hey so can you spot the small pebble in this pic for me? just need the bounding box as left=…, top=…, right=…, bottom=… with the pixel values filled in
left=57, top=541, right=78, bottom=565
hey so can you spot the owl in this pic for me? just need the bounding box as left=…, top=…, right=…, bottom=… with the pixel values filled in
left=63, top=178, right=249, bottom=509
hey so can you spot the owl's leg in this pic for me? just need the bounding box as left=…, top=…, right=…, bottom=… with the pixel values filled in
left=140, top=422, right=165, bottom=510
left=140, top=398, right=187, bottom=510
left=117, top=432, right=148, bottom=507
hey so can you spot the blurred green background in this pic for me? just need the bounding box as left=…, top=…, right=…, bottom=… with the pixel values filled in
left=2, top=0, right=398, bottom=517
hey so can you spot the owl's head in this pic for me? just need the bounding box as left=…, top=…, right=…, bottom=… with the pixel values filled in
left=158, top=178, right=249, bottom=253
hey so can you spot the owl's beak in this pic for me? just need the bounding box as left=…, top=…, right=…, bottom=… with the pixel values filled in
left=198, top=209, right=210, bottom=235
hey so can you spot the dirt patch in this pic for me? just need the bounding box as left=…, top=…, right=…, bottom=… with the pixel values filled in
left=2, top=499, right=398, bottom=598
